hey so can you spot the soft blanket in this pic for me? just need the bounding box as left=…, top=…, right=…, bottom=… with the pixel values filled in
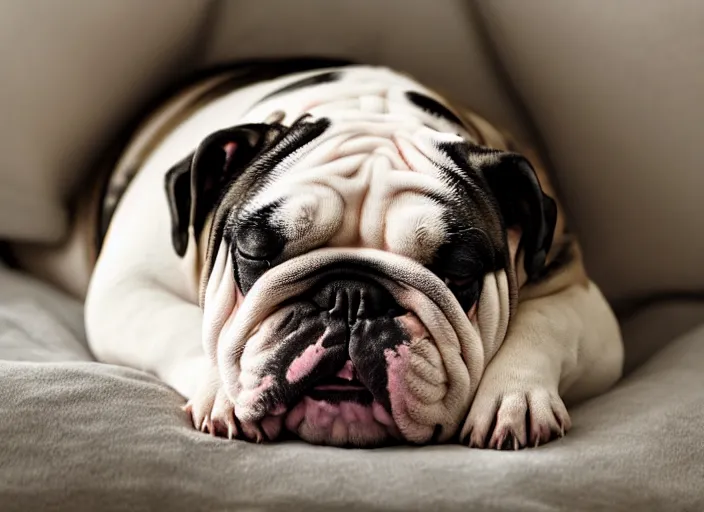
left=1, top=265, right=702, bottom=512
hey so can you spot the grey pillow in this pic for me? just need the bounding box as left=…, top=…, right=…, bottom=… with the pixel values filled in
left=1, top=265, right=703, bottom=512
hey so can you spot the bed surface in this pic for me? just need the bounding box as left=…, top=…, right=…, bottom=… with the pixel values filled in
left=1, top=264, right=703, bottom=512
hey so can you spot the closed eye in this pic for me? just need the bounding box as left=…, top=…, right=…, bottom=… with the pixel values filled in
left=442, top=277, right=481, bottom=312
left=443, top=276, right=473, bottom=288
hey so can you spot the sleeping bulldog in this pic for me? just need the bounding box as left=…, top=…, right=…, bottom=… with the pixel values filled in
left=14, top=58, right=624, bottom=448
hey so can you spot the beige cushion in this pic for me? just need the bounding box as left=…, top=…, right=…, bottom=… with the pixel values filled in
left=0, top=0, right=210, bottom=241
left=3, top=0, right=703, bottom=305
left=2, top=263, right=704, bottom=510
left=620, top=301, right=704, bottom=375
left=474, top=0, right=704, bottom=301
left=200, top=0, right=530, bottom=140
left=0, top=0, right=531, bottom=243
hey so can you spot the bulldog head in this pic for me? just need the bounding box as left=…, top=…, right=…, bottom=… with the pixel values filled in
left=165, top=107, right=556, bottom=447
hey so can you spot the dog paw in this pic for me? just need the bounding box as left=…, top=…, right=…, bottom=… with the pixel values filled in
left=460, top=384, right=571, bottom=450
left=182, top=373, right=266, bottom=442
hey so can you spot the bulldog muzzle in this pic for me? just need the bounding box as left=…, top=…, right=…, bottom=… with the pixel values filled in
left=203, top=245, right=509, bottom=446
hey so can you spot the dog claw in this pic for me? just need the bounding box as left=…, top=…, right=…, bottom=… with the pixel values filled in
left=187, top=372, right=276, bottom=443
left=463, top=382, right=571, bottom=450
left=201, top=414, right=213, bottom=434
left=191, top=412, right=203, bottom=432
left=226, top=412, right=238, bottom=440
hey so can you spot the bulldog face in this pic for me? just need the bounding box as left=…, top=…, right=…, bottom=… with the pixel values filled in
left=165, top=106, right=556, bottom=447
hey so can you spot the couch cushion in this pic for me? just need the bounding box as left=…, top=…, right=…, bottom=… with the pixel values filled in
left=1, top=265, right=703, bottom=511
left=475, top=0, right=704, bottom=301
left=0, top=0, right=213, bottom=241
left=619, top=300, right=704, bottom=375
left=0, top=0, right=535, bottom=244
left=4, top=0, right=703, bottom=306
left=199, top=0, right=530, bottom=142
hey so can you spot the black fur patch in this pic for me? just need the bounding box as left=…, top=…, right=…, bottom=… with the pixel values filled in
left=95, top=57, right=354, bottom=256
left=222, top=118, right=332, bottom=291
left=252, top=277, right=409, bottom=415
left=258, top=71, right=342, bottom=102
left=163, top=155, right=195, bottom=257
left=439, top=141, right=557, bottom=281
left=406, top=91, right=465, bottom=128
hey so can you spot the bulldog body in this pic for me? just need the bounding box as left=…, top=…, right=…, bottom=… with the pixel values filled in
left=15, top=59, right=623, bottom=448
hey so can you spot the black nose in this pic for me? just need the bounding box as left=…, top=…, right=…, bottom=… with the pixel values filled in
left=310, top=276, right=404, bottom=324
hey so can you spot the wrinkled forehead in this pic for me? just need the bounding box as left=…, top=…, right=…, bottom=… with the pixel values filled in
left=225, top=117, right=504, bottom=259
left=215, top=67, right=503, bottom=239
left=239, top=118, right=464, bottom=216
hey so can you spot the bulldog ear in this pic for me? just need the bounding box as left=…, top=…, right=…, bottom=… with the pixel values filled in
left=164, top=123, right=283, bottom=257
left=480, top=153, right=557, bottom=281
left=164, top=154, right=195, bottom=257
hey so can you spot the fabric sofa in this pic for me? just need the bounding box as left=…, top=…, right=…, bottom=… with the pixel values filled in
left=1, top=1, right=703, bottom=510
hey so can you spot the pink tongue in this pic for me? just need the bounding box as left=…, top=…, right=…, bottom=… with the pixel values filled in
left=313, top=360, right=365, bottom=390
left=312, top=361, right=365, bottom=391
left=336, top=360, right=355, bottom=380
